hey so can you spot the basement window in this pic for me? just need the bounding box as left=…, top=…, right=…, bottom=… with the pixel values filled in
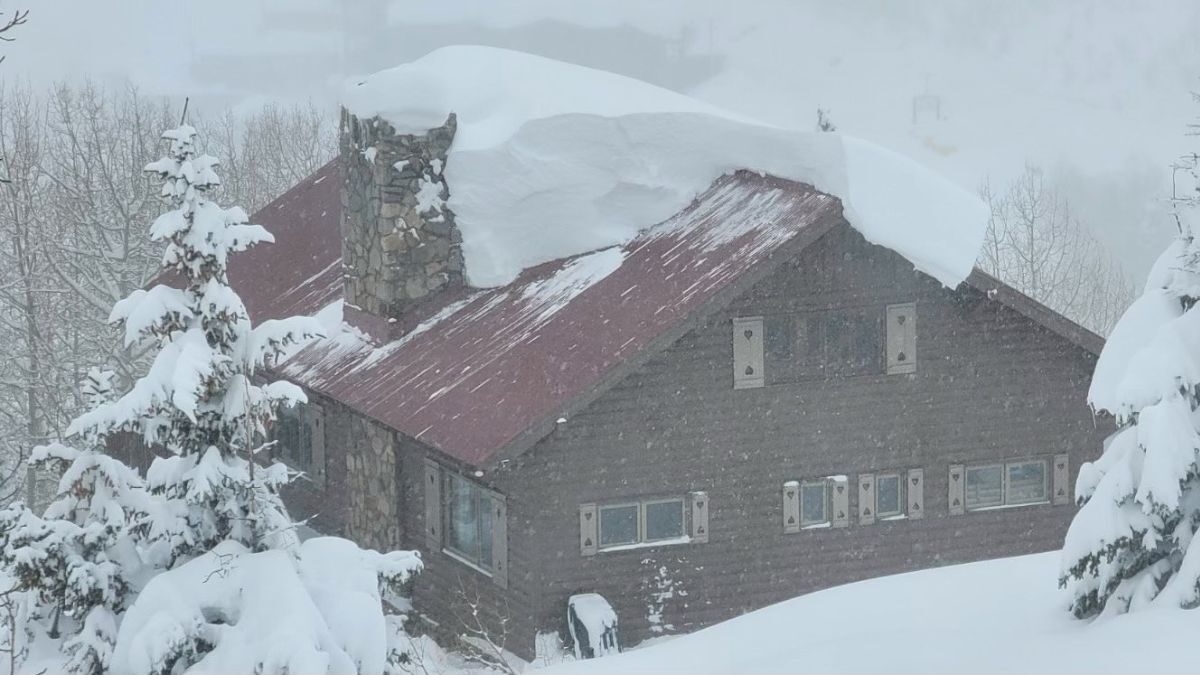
left=965, top=460, right=1048, bottom=510
left=598, top=498, right=687, bottom=550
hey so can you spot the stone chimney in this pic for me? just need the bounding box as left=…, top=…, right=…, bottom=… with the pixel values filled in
left=339, top=109, right=464, bottom=333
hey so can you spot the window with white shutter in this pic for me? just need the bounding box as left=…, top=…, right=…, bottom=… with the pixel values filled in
left=690, top=491, right=709, bottom=543
left=783, top=481, right=801, bottom=533
left=733, top=316, right=765, bottom=389
left=423, top=459, right=442, bottom=547
left=858, top=473, right=876, bottom=525
left=580, top=503, right=598, bottom=556
left=948, top=464, right=965, bottom=515
left=1053, top=453, right=1070, bottom=505
left=907, top=468, right=925, bottom=519
left=886, top=303, right=917, bottom=375
left=831, top=476, right=850, bottom=528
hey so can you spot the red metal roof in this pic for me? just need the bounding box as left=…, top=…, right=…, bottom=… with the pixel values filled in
left=234, top=168, right=842, bottom=466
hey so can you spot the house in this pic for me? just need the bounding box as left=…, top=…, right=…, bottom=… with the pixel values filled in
left=228, top=52, right=1112, bottom=660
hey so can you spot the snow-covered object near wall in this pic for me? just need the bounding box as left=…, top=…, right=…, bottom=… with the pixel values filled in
left=343, top=45, right=987, bottom=289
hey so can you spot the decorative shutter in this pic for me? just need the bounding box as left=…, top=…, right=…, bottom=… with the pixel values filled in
left=579, top=503, right=598, bottom=556
left=490, top=492, right=508, bottom=588
left=783, top=482, right=800, bottom=533
left=308, top=402, right=326, bottom=488
left=886, top=303, right=917, bottom=375
left=732, top=316, right=765, bottom=389
left=690, top=491, right=709, bottom=543
left=423, top=459, right=442, bottom=548
left=907, top=468, right=925, bottom=519
left=1053, top=453, right=1070, bottom=505
left=831, top=476, right=850, bottom=528
left=948, top=464, right=965, bottom=516
left=858, top=473, right=876, bottom=525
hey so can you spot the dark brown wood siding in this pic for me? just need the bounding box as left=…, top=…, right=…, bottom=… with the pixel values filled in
left=481, top=223, right=1110, bottom=656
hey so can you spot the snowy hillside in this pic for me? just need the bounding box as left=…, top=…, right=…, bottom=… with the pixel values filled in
left=548, top=552, right=1200, bottom=674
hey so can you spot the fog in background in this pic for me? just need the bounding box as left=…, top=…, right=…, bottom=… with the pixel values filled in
left=7, top=0, right=1198, bottom=281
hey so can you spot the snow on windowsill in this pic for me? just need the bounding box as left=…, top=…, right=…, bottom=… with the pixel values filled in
left=878, top=513, right=908, bottom=522
left=966, top=500, right=1050, bottom=513
left=441, top=548, right=494, bottom=577
left=598, top=536, right=691, bottom=553
left=801, top=522, right=832, bottom=531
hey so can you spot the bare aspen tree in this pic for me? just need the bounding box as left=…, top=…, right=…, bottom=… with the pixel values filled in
left=978, top=165, right=1135, bottom=335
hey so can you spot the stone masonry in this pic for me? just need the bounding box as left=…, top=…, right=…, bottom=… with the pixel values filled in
left=344, top=413, right=402, bottom=551
left=340, top=109, right=464, bottom=322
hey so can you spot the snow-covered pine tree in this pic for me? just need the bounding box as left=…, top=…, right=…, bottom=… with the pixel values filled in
left=67, top=123, right=323, bottom=563
left=1060, top=156, right=1200, bottom=616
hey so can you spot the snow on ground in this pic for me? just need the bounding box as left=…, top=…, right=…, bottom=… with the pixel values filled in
left=547, top=552, right=1200, bottom=674
left=345, top=46, right=987, bottom=289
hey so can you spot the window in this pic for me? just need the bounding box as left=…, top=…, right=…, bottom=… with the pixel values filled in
left=443, top=472, right=494, bottom=570
left=800, top=481, right=829, bottom=527
left=765, top=310, right=882, bottom=381
left=272, top=402, right=325, bottom=484
left=1006, top=460, right=1049, bottom=505
left=876, top=473, right=903, bottom=518
left=965, top=460, right=1048, bottom=510
left=598, top=498, right=687, bottom=550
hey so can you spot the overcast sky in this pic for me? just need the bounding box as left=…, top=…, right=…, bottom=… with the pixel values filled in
left=5, top=0, right=1199, bottom=278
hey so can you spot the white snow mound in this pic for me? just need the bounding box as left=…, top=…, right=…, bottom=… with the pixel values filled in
left=344, top=45, right=988, bottom=289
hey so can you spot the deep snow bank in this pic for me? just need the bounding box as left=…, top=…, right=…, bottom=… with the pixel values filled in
left=549, top=552, right=1200, bottom=674
left=344, top=45, right=987, bottom=289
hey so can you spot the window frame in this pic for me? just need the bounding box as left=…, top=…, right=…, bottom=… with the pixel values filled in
left=799, top=480, right=831, bottom=528
left=965, top=459, right=1050, bottom=511
left=765, top=308, right=884, bottom=383
left=442, top=471, right=495, bottom=573
left=1005, top=459, right=1049, bottom=506
left=270, top=401, right=325, bottom=487
left=597, top=497, right=689, bottom=551
left=875, top=472, right=904, bottom=519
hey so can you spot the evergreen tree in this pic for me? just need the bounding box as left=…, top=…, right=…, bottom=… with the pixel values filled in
left=1060, top=156, right=1200, bottom=616
left=0, top=123, right=326, bottom=672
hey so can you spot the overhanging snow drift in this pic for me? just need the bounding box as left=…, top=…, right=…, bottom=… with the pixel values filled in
left=344, top=45, right=988, bottom=289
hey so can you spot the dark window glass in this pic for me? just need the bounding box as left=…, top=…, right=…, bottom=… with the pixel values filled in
left=599, top=505, right=639, bottom=547
left=876, top=474, right=902, bottom=517
left=274, top=404, right=312, bottom=468
left=443, top=473, right=493, bottom=570
left=800, top=482, right=828, bottom=526
left=645, top=500, right=684, bottom=541
left=765, top=310, right=881, bottom=382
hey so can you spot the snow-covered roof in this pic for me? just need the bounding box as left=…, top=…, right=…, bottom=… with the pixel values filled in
left=343, top=45, right=988, bottom=289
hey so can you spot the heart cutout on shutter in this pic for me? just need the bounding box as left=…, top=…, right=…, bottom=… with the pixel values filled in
left=862, top=482, right=871, bottom=491
left=951, top=472, right=960, bottom=482
left=697, top=501, right=705, bottom=509
left=1057, top=462, right=1065, bottom=470
left=584, top=512, right=593, bottom=521
left=836, top=485, right=844, bottom=494
left=786, top=490, right=795, bottom=499
left=912, top=501, right=921, bottom=511
left=745, top=365, right=755, bottom=375
left=698, top=526, right=706, bottom=534
left=744, top=329, right=754, bottom=340
left=911, top=477, right=919, bottom=485
left=897, top=315, right=906, bottom=325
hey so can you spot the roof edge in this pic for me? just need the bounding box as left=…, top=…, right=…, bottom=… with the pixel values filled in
left=963, top=269, right=1105, bottom=357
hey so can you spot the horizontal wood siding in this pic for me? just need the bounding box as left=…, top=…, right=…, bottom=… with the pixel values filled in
left=495, top=224, right=1109, bottom=654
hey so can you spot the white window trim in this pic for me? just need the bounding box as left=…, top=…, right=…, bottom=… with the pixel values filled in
left=799, top=480, right=831, bottom=528
left=875, top=472, right=904, bottom=518
left=965, top=459, right=1050, bottom=511
left=598, top=497, right=689, bottom=551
